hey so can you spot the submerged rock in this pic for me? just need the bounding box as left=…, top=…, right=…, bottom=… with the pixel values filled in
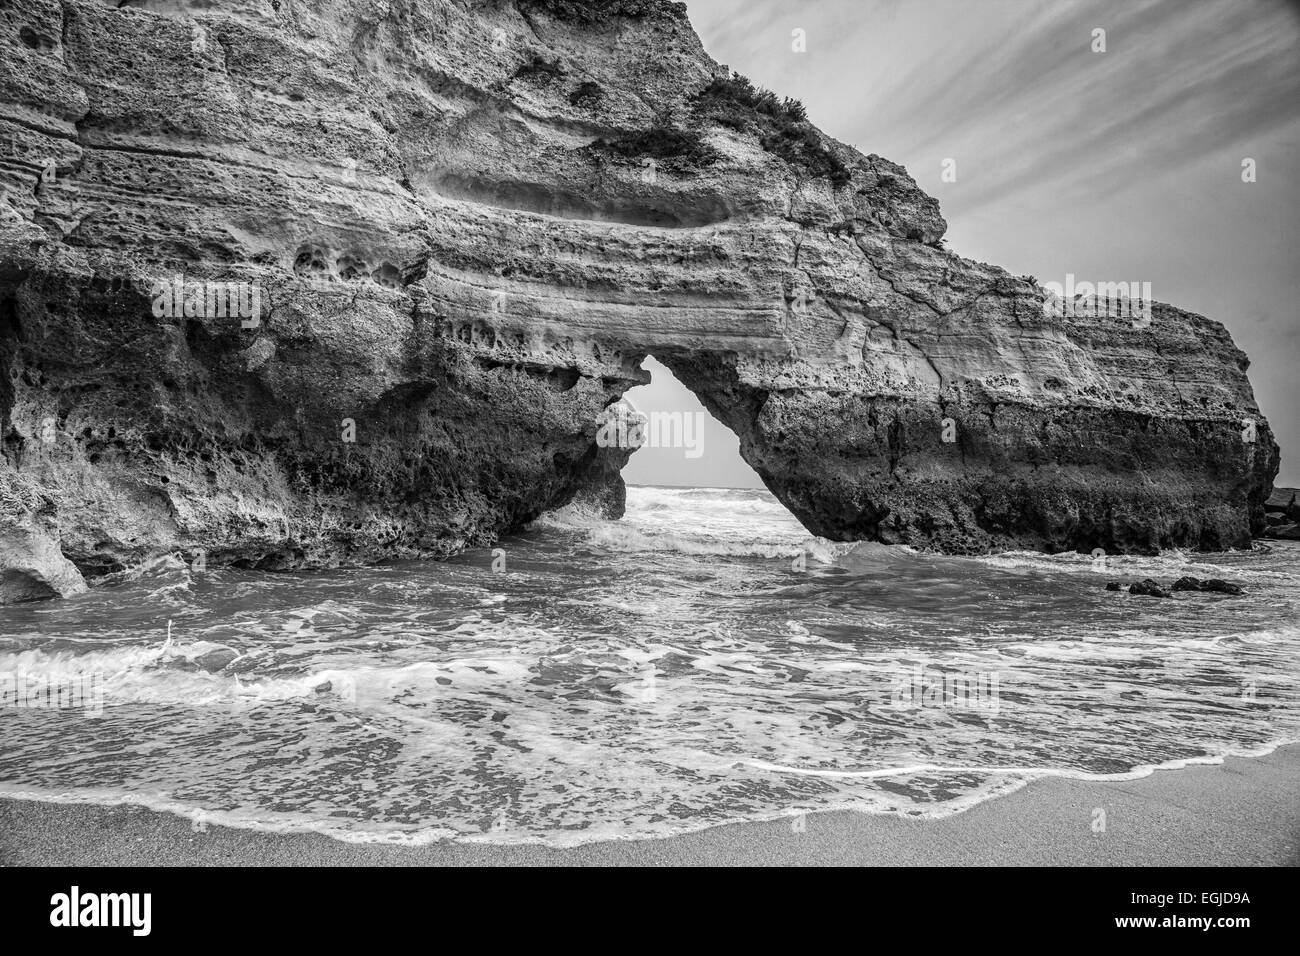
left=1118, top=575, right=1244, bottom=597
left=1129, top=579, right=1173, bottom=599
left=193, top=648, right=240, bottom=673
left=0, top=0, right=1281, bottom=600
left=1200, top=579, right=1245, bottom=595
left=1174, top=575, right=1245, bottom=595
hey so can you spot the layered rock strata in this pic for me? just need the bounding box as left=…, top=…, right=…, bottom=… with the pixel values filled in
left=0, top=0, right=1278, bottom=601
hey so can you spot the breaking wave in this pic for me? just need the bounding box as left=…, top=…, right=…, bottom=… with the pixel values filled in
left=2, top=486, right=1298, bottom=846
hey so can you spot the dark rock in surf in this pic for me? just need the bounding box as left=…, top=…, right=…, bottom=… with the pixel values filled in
left=1172, top=575, right=1245, bottom=595
left=193, top=648, right=240, bottom=672
left=1199, top=578, right=1244, bottom=595
left=1129, top=578, right=1172, bottom=598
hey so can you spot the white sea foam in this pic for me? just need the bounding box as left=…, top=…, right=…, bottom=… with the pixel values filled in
left=534, top=485, right=855, bottom=560
left=2, top=488, right=1297, bottom=847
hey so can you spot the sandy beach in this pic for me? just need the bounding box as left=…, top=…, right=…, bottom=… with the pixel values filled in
left=2, top=745, right=1296, bottom=866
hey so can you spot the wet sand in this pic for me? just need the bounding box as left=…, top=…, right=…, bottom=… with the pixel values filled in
left=2, top=745, right=1296, bottom=866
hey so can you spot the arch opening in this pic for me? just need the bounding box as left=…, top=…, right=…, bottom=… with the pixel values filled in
left=591, top=355, right=811, bottom=551
left=618, top=356, right=765, bottom=491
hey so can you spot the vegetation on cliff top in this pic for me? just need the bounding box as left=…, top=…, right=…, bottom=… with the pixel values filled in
left=516, top=0, right=687, bottom=25
left=588, top=124, right=719, bottom=172
left=693, top=73, right=808, bottom=125
left=584, top=72, right=854, bottom=186
left=692, top=72, right=852, bottom=188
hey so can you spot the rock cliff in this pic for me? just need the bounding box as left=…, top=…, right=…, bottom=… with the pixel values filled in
left=0, top=0, right=1279, bottom=602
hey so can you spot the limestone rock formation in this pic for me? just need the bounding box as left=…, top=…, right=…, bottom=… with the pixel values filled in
left=1, top=461, right=87, bottom=602
left=0, top=0, right=1279, bottom=601
left=1262, top=487, right=1300, bottom=540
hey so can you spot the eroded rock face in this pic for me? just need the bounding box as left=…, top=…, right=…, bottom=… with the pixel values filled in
left=0, top=0, right=1279, bottom=598
left=0, top=462, right=87, bottom=603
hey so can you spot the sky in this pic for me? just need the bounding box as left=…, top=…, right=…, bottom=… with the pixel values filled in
left=623, top=0, right=1300, bottom=489
left=621, top=357, right=765, bottom=488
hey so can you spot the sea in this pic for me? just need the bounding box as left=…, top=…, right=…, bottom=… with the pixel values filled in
left=1, top=485, right=1297, bottom=847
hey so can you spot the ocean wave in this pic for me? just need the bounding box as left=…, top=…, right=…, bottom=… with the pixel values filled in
left=582, top=523, right=807, bottom=558
left=4, top=737, right=1296, bottom=847
left=0, top=641, right=541, bottom=707
left=743, top=740, right=1293, bottom=783
left=534, top=487, right=849, bottom=559
left=967, top=546, right=1296, bottom=583
left=97, top=553, right=196, bottom=597
left=4, top=485, right=1298, bottom=850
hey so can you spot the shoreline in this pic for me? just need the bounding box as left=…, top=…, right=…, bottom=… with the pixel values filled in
left=2, top=745, right=1297, bottom=866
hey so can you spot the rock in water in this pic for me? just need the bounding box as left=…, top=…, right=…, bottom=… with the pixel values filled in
left=1262, top=488, right=1300, bottom=540
left=1154, top=575, right=1244, bottom=596
left=1130, top=579, right=1173, bottom=599
left=0, top=0, right=1281, bottom=600
left=1265, top=488, right=1300, bottom=517
left=1199, top=579, right=1244, bottom=595
left=193, top=648, right=240, bottom=673
left=1105, top=581, right=1122, bottom=591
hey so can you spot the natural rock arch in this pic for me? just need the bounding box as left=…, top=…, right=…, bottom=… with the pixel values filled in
left=0, top=0, right=1276, bottom=601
